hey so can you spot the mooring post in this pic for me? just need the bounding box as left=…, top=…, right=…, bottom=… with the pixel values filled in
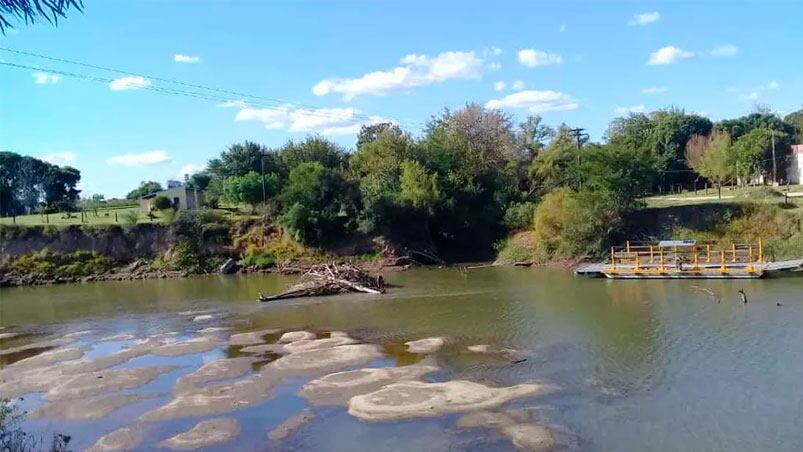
left=650, top=245, right=654, bottom=263
left=659, top=248, right=665, bottom=272
left=707, top=244, right=711, bottom=263
left=758, top=239, right=763, bottom=263
left=694, top=252, right=699, bottom=271
left=732, top=243, right=737, bottom=262
left=721, top=250, right=727, bottom=273
left=610, top=247, right=616, bottom=273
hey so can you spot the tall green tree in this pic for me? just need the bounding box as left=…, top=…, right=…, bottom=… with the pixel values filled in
left=280, top=162, right=357, bottom=245
left=126, top=181, right=163, bottom=200
left=784, top=108, right=803, bottom=142
left=687, top=131, right=735, bottom=198
left=277, top=136, right=346, bottom=173
left=222, top=171, right=280, bottom=212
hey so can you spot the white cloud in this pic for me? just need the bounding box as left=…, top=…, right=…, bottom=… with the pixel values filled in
left=33, top=72, right=60, bottom=85
left=234, top=105, right=389, bottom=136
left=218, top=99, right=248, bottom=108
left=710, top=45, right=739, bottom=57
left=511, top=80, right=525, bottom=91
left=106, top=150, right=171, bottom=166
left=174, top=54, right=200, bottom=63
left=41, top=152, right=76, bottom=165
left=313, top=50, right=484, bottom=100
left=641, top=86, right=668, bottom=94
left=767, top=80, right=780, bottom=90
left=488, top=62, right=502, bottom=71
left=493, top=81, right=506, bottom=92
left=109, top=76, right=151, bottom=91
left=517, top=49, right=562, bottom=67
left=738, top=92, right=759, bottom=101
left=614, top=104, right=646, bottom=115
left=485, top=90, right=579, bottom=113
left=559, top=24, right=567, bottom=32
left=629, top=11, right=661, bottom=26
left=176, top=163, right=205, bottom=179
left=647, top=46, right=694, bottom=65
left=484, top=46, right=502, bottom=56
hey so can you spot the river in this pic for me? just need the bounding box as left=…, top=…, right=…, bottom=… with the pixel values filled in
left=1, top=267, right=802, bottom=451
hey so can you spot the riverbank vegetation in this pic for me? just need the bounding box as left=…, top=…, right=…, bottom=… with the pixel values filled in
left=3, top=104, right=803, bottom=279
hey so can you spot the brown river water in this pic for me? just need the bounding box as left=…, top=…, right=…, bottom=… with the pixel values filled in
left=1, top=267, right=803, bottom=451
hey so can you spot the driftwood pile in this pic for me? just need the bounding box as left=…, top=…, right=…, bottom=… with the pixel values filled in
left=258, top=263, right=385, bottom=302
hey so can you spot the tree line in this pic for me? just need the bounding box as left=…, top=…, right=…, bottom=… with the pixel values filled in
left=168, top=103, right=798, bottom=259
left=0, top=152, right=81, bottom=216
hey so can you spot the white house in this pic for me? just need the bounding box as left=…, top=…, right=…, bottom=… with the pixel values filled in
left=788, top=145, right=803, bottom=184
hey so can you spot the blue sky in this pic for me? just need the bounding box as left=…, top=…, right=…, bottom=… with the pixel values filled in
left=1, top=0, right=801, bottom=198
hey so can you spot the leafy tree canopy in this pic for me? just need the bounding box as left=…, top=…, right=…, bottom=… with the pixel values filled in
left=126, top=181, right=163, bottom=200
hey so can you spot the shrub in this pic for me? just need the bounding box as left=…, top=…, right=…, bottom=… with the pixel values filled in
left=0, top=249, right=116, bottom=278
left=241, top=251, right=276, bottom=268
left=503, top=201, right=538, bottom=230
left=160, top=208, right=177, bottom=223
left=531, top=188, right=622, bottom=262
left=152, top=195, right=172, bottom=210
left=120, top=210, right=139, bottom=226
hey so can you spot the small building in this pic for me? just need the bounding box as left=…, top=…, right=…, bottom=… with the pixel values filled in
left=788, top=145, right=803, bottom=184
left=140, top=186, right=205, bottom=211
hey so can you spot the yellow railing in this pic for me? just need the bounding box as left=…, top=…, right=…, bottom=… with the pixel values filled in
left=607, top=240, right=763, bottom=275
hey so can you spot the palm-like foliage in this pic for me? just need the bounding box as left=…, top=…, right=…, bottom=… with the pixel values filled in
left=0, top=0, right=82, bottom=34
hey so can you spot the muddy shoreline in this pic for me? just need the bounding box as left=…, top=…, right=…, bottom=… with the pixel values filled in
left=0, top=259, right=411, bottom=289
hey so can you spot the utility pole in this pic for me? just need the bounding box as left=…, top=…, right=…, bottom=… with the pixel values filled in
left=569, top=127, right=589, bottom=190
left=569, top=128, right=588, bottom=150
left=260, top=154, right=267, bottom=205
left=771, top=129, right=777, bottom=185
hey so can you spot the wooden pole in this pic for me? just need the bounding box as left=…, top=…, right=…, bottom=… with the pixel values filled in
left=732, top=243, right=737, bottom=262
left=694, top=252, right=699, bottom=271
left=650, top=245, right=654, bottom=263
left=659, top=248, right=665, bottom=272
left=707, top=244, right=711, bottom=263
left=758, top=239, right=763, bottom=263
left=721, top=250, right=727, bottom=273
left=610, top=247, right=616, bottom=273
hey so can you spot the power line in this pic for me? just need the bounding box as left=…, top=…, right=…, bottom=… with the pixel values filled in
left=0, top=47, right=426, bottom=129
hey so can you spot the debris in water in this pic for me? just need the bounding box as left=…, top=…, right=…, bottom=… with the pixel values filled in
left=258, top=263, right=385, bottom=302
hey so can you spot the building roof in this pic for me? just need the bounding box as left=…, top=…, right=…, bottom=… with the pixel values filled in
left=139, top=185, right=203, bottom=200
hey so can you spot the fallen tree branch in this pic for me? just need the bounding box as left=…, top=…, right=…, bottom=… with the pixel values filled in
left=259, top=263, right=385, bottom=302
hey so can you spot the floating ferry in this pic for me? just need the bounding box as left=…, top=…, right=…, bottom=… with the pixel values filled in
left=575, top=240, right=803, bottom=279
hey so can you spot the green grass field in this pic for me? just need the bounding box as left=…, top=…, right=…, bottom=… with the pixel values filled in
left=0, top=206, right=162, bottom=226
left=645, top=185, right=803, bottom=209
left=0, top=206, right=259, bottom=227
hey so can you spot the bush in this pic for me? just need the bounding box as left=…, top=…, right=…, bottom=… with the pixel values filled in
left=1, top=249, right=116, bottom=278
left=241, top=251, right=276, bottom=268
left=503, top=201, right=538, bottom=230
left=530, top=189, right=622, bottom=262
left=120, top=209, right=139, bottom=226
left=1, top=399, right=71, bottom=452
left=152, top=195, right=172, bottom=210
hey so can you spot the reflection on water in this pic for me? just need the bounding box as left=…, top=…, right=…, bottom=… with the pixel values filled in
left=2, top=268, right=803, bottom=451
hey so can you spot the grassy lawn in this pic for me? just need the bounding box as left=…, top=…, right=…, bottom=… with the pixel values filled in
left=645, top=185, right=803, bottom=209
left=0, top=206, right=259, bottom=227
left=0, top=206, right=159, bottom=226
